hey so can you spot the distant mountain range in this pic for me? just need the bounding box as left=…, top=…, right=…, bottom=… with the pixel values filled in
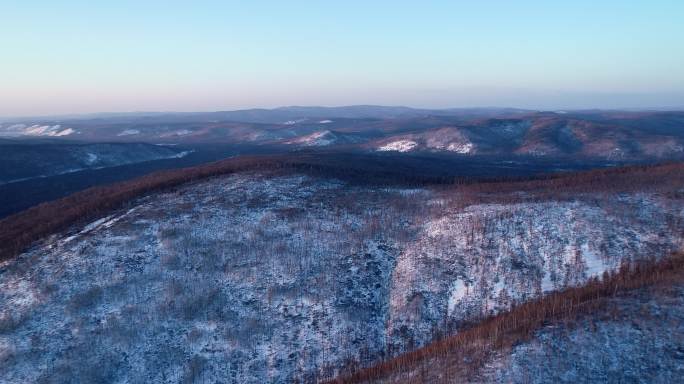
left=2, top=106, right=683, bottom=161
left=0, top=106, right=531, bottom=123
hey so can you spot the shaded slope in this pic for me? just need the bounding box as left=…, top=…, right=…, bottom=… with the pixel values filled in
left=0, top=142, right=188, bottom=185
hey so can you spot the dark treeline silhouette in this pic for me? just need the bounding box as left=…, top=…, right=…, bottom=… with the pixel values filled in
left=455, top=160, right=684, bottom=197
left=0, top=152, right=681, bottom=263
left=323, top=251, right=684, bottom=384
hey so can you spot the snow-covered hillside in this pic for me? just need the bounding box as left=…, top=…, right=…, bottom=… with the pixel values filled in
left=386, top=196, right=683, bottom=352
left=0, top=171, right=682, bottom=383
left=375, top=128, right=476, bottom=154
left=477, top=283, right=684, bottom=383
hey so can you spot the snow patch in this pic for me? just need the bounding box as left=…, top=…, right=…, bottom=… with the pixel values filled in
left=85, top=153, right=98, bottom=165
left=117, top=129, right=140, bottom=136
left=582, top=243, right=608, bottom=277
left=447, top=279, right=468, bottom=316
left=283, top=119, right=307, bottom=125
left=24, top=125, right=56, bottom=136
left=3, top=279, right=39, bottom=309
left=17, top=124, right=74, bottom=137
left=61, top=207, right=138, bottom=245
left=446, top=142, right=474, bottom=154
left=541, top=272, right=554, bottom=292
left=377, top=140, right=418, bottom=152
left=171, top=150, right=194, bottom=158
left=286, top=131, right=337, bottom=146
left=160, top=129, right=193, bottom=137
left=53, top=128, right=75, bottom=136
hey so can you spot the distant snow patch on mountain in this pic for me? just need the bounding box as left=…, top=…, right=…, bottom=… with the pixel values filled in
left=52, top=128, right=75, bottom=136
left=447, top=142, right=474, bottom=153
left=374, top=127, right=476, bottom=154
left=0, top=124, right=77, bottom=137
left=377, top=139, right=418, bottom=152
left=160, top=129, right=192, bottom=137
left=24, top=125, right=58, bottom=136
left=285, top=130, right=338, bottom=146
left=117, top=129, right=140, bottom=136
left=318, top=120, right=333, bottom=124
left=283, top=119, right=307, bottom=125
left=171, top=150, right=194, bottom=158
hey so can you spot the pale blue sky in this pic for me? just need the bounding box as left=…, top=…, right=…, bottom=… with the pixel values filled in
left=1, top=1, right=683, bottom=116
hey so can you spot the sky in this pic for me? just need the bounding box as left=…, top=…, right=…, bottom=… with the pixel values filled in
left=1, top=1, right=684, bottom=116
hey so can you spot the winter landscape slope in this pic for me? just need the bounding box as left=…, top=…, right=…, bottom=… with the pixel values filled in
left=479, top=282, right=684, bottom=383
left=0, top=141, right=190, bottom=185
left=333, top=253, right=684, bottom=384
left=1, top=160, right=682, bottom=383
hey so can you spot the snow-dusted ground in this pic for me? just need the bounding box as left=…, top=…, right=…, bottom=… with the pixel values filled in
left=0, top=173, right=419, bottom=383
left=477, top=285, right=684, bottom=383
left=0, top=171, right=682, bottom=383
left=386, top=195, right=684, bottom=351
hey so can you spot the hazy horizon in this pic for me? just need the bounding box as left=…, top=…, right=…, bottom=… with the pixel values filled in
left=3, top=1, right=683, bottom=116
left=4, top=102, right=684, bottom=121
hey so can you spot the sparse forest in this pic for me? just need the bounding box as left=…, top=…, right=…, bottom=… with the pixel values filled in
left=1, top=157, right=683, bottom=383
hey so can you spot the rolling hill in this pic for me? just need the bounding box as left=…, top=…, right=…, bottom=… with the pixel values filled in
left=1, top=156, right=682, bottom=383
